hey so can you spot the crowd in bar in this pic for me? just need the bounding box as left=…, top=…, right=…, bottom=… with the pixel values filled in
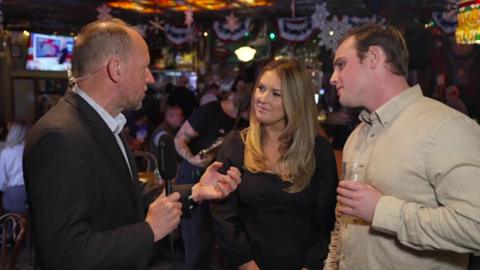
left=1, top=1, right=480, bottom=270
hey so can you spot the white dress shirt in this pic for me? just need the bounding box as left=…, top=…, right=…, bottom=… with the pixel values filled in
left=0, top=143, right=25, bottom=190
left=74, top=87, right=133, bottom=178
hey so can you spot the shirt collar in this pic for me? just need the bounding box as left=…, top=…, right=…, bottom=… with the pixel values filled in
left=359, top=84, right=423, bottom=127
left=73, top=86, right=126, bottom=135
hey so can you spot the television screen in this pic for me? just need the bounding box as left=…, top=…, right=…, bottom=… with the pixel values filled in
left=26, top=32, right=74, bottom=71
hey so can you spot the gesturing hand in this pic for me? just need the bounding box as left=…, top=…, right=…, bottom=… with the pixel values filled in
left=336, top=180, right=382, bottom=222
left=145, top=192, right=182, bottom=242
left=192, top=161, right=241, bottom=202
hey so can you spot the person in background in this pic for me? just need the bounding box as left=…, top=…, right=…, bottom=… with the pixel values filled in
left=210, top=59, right=338, bottom=270
left=125, top=109, right=150, bottom=151
left=23, top=19, right=241, bottom=270
left=149, top=105, right=184, bottom=155
left=231, top=75, right=247, bottom=94
left=199, top=82, right=220, bottom=106
left=174, top=85, right=252, bottom=270
left=167, top=75, right=197, bottom=118
left=142, top=86, right=162, bottom=129
left=445, top=84, right=469, bottom=116
left=220, top=76, right=248, bottom=101
left=0, top=120, right=31, bottom=213
left=125, top=107, right=159, bottom=152
left=324, top=24, right=480, bottom=270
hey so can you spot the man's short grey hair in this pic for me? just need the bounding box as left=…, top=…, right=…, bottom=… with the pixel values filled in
left=72, top=18, right=134, bottom=77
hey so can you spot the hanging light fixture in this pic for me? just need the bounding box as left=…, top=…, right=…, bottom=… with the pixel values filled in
left=235, top=46, right=257, bottom=62
left=455, top=0, right=480, bottom=44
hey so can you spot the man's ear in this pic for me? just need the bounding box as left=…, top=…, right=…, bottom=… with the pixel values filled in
left=367, top=45, right=384, bottom=69
left=106, top=57, right=122, bottom=83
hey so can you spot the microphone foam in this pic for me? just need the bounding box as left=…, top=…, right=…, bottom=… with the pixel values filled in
left=157, top=133, right=178, bottom=181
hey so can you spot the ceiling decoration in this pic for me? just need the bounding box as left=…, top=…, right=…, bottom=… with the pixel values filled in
left=455, top=0, right=480, bottom=44
left=0, top=0, right=447, bottom=34
left=97, top=4, right=113, bottom=20
left=107, top=0, right=273, bottom=14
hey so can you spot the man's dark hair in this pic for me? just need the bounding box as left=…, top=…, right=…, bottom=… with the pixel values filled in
left=340, top=24, right=409, bottom=77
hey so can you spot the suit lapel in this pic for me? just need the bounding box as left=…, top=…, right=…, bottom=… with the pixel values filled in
left=64, top=91, right=143, bottom=215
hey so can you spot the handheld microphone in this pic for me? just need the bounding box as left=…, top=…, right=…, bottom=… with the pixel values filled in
left=157, top=133, right=178, bottom=195
left=156, top=132, right=178, bottom=270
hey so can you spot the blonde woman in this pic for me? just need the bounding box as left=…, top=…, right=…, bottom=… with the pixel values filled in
left=0, top=120, right=31, bottom=213
left=211, top=59, right=338, bottom=270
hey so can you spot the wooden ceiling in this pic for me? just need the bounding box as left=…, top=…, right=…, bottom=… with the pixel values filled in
left=1, top=0, right=447, bottom=34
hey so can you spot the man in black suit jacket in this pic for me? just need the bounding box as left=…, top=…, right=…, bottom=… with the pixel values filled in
left=23, top=19, right=240, bottom=270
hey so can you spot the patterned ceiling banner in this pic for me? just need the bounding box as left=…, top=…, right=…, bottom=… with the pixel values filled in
left=277, top=17, right=314, bottom=42
left=213, top=17, right=251, bottom=42
left=349, top=15, right=386, bottom=26
left=164, top=23, right=197, bottom=45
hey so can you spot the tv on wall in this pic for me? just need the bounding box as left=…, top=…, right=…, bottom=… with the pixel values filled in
left=26, top=32, right=74, bottom=71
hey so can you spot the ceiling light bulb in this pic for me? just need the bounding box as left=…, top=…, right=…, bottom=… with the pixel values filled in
left=235, top=46, right=256, bottom=62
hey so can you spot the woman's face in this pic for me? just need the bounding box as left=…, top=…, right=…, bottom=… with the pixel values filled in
left=253, top=70, right=286, bottom=129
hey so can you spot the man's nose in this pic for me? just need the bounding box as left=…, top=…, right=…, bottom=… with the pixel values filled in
left=146, top=69, right=155, bottom=84
left=330, top=71, right=338, bottom=86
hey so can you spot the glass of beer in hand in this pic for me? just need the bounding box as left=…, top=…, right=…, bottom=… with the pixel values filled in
left=341, top=161, right=365, bottom=182
left=339, top=161, right=366, bottom=223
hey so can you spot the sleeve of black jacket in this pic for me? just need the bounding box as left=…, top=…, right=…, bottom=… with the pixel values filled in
left=23, top=131, right=154, bottom=270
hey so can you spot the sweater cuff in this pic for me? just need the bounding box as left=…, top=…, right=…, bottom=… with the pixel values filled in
left=371, top=195, right=405, bottom=235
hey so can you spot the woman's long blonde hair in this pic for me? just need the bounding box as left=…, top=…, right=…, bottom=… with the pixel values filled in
left=242, top=59, right=318, bottom=193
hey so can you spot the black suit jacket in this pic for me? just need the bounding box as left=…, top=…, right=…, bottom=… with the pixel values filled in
left=24, top=90, right=161, bottom=270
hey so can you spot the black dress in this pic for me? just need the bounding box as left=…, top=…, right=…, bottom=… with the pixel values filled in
left=211, top=132, right=338, bottom=270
